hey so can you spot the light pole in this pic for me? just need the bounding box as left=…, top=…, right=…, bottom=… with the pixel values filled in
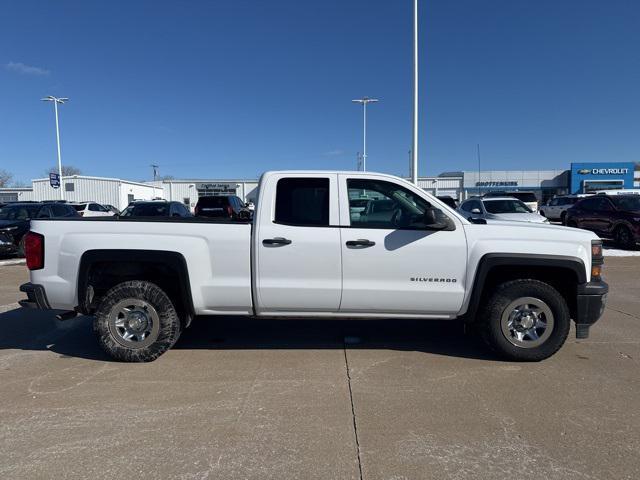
left=411, top=0, right=419, bottom=185
left=352, top=97, right=378, bottom=171
left=41, top=95, right=68, bottom=200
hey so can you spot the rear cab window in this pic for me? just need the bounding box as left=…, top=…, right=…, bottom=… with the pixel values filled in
left=275, top=178, right=330, bottom=226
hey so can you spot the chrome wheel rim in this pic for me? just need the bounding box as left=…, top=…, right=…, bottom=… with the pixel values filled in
left=107, top=298, right=160, bottom=348
left=500, top=297, right=554, bottom=349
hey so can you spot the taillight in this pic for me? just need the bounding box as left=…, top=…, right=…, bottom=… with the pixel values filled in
left=24, top=232, right=44, bottom=270
left=194, top=205, right=200, bottom=216
left=591, top=239, right=603, bottom=281
left=227, top=205, right=233, bottom=217
left=78, top=211, right=84, bottom=217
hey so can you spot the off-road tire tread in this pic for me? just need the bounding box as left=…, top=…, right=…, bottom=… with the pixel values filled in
left=94, top=281, right=181, bottom=362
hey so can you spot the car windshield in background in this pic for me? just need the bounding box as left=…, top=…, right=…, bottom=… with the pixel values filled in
left=611, top=196, right=640, bottom=212
left=0, top=205, right=40, bottom=220
left=122, top=203, right=169, bottom=217
left=484, top=199, right=532, bottom=214
left=508, top=192, right=537, bottom=203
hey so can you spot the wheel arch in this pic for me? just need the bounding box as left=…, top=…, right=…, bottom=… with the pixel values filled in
left=77, top=249, right=195, bottom=327
left=463, top=253, right=586, bottom=324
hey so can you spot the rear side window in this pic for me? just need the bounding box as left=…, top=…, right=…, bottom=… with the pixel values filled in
left=275, top=178, right=329, bottom=226
left=72, top=204, right=86, bottom=211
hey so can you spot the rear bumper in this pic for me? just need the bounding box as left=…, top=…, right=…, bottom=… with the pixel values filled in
left=19, top=283, right=51, bottom=310
left=574, top=281, right=608, bottom=339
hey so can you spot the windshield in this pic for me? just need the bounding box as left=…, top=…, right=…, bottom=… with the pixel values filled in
left=483, top=199, right=532, bottom=214
left=121, top=203, right=169, bottom=217
left=0, top=204, right=40, bottom=220
left=611, top=196, right=640, bottom=212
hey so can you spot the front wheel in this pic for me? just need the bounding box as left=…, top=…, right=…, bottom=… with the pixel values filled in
left=479, top=279, right=570, bottom=361
left=560, top=211, right=567, bottom=225
left=94, top=281, right=181, bottom=362
left=614, top=225, right=635, bottom=249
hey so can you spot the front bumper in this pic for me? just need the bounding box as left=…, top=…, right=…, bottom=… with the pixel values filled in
left=574, top=281, right=608, bottom=339
left=19, top=283, right=51, bottom=310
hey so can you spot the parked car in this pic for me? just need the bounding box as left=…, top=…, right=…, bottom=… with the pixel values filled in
left=120, top=201, right=193, bottom=218
left=103, top=204, right=120, bottom=215
left=565, top=194, right=640, bottom=248
left=436, top=195, right=458, bottom=210
left=458, top=197, right=549, bottom=224
left=539, top=195, right=582, bottom=224
left=71, top=202, right=116, bottom=217
left=0, top=201, right=78, bottom=256
left=483, top=191, right=539, bottom=212
left=194, top=195, right=251, bottom=219
left=21, top=171, right=606, bottom=363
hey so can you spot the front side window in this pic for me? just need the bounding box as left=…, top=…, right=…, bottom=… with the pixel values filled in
left=347, top=178, right=449, bottom=229
left=275, top=178, right=329, bottom=227
left=484, top=199, right=531, bottom=214
left=461, top=200, right=483, bottom=213
left=611, top=196, right=640, bottom=212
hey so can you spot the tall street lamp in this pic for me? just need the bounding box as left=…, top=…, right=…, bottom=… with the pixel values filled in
left=412, top=0, right=419, bottom=184
left=42, top=95, right=68, bottom=199
left=352, top=97, right=378, bottom=171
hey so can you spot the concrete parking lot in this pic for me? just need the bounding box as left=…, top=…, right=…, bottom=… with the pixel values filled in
left=1, top=259, right=639, bottom=479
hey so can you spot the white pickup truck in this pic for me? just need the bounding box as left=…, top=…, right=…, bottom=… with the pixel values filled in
left=20, top=171, right=608, bottom=362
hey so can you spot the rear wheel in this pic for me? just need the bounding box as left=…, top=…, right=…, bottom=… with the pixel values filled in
left=566, top=219, right=578, bottom=228
left=94, top=281, right=181, bottom=362
left=479, top=279, right=570, bottom=361
left=614, top=225, right=635, bottom=249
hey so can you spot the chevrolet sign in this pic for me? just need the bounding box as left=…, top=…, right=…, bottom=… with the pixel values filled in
left=577, top=168, right=629, bottom=175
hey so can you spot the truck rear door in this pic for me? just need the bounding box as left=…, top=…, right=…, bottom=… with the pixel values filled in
left=337, top=174, right=467, bottom=316
left=253, top=174, right=342, bottom=313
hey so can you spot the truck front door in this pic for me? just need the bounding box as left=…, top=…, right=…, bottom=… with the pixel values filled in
left=254, top=174, right=342, bottom=313
left=338, top=175, right=467, bottom=316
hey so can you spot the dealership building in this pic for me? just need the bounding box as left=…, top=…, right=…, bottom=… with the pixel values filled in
left=2, top=162, right=638, bottom=208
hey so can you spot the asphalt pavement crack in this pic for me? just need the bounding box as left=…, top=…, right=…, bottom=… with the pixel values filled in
left=343, top=343, right=364, bottom=480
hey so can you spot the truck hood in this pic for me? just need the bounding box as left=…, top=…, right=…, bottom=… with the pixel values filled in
left=486, top=212, right=548, bottom=223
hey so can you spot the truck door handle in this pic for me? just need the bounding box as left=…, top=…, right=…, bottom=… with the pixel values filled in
left=346, top=239, right=375, bottom=248
left=263, top=237, right=292, bottom=246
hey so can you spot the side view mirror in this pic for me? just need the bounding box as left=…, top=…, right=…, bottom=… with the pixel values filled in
left=470, top=208, right=482, bottom=214
left=423, top=207, right=452, bottom=230
left=468, top=217, right=487, bottom=224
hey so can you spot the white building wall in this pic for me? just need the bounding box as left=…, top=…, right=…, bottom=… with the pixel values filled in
left=31, top=176, right=157, bottom=210
left=417, top=177, right=463, bottom=199
left=0, top=188, right=33, bottom=203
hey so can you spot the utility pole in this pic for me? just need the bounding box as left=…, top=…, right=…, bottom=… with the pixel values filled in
left=41, top=96, right=68, bottom=200
left=352, top=97, right=378, bottom=172
left=477, top=144, right=481, bottom=195
left=411, top=0, right=419, bottom=185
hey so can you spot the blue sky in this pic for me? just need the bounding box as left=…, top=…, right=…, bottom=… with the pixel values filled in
left=1, top=0, right=639, bottom=184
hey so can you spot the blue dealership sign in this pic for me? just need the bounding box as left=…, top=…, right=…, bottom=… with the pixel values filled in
left=570, top=162, right=635, bottom=194
left=49, top=172, right=60, bottom=188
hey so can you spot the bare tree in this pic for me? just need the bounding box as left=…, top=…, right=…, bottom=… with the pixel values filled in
left=45, top=165, right=82, bottom=176
left=0, top=169, right=13, bottom=187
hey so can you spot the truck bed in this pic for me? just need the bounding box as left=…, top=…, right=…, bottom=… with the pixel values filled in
left=29, top=218, right=254, bottom=315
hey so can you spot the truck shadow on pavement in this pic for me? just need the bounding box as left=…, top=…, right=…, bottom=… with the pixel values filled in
left=0, top=307, right=500, bottom=362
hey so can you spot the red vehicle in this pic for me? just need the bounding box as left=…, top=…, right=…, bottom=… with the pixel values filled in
left=565, top=194, right=640, bottom=248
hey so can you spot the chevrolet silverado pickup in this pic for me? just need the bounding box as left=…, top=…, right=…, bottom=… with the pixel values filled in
left=19, top=171, right=608, bottom=362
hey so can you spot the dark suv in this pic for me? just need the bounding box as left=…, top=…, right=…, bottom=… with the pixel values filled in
left=565, top=194, right=640, bottom=248
left=194, top=195, right=251, bottom=219
left=120, top=201, right=193, bottom=218
left=0, top=202, right=78, bottom=256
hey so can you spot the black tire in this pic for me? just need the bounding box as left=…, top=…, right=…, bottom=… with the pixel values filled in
left=93, top=281, right=181, bottom=362
left=479, top=279, right=570, bottom=361
left=566, top=219, right=578, bottom=228
left=614, top=225, right=635, bottom=249
left=560, top=211, right=567, bottom=225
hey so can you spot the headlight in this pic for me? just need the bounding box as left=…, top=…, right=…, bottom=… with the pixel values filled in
left=0, top=226, right=18, bottom=231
